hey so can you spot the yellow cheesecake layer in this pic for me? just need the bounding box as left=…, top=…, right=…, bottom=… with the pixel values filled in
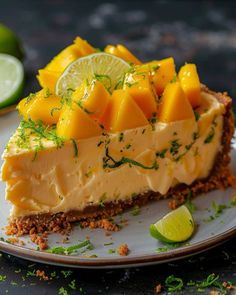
left=1, top=92, right=225, bottom=217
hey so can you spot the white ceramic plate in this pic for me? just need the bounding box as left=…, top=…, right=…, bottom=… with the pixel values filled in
left=0, top=111, right=236, bottom=269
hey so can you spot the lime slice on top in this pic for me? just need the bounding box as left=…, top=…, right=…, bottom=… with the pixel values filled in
left=0, top=53, right=24, bottom=108
left=56, top=52, right=131, bottom=96
left=149, top=205, right=195, bottom=243
left=0, top=24, right=24, bottom=60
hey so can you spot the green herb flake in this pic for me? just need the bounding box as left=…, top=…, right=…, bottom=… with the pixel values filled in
left=68, top=279, right=76, bottom=290
left=99, top=193, right=107, bottom=208
left=103, top=147, right=159, bottom=171
left=47, top=239, right=93, bottom=255
left=185, top=191, right=197, bottom=213
left=44, top=88, right=52, bottom=98
left=103, top=242, right=114, bottom=246
left=61, top=270, right=73, bottom=278
left=25, top=92, right=36, bottom=104
left=71, top=139, right=78, bottom=158
left=204, top=127, right=215, bottom=144
left=118, top=132, right=124, bottom=142
left=170, top=139, right=181, bottom=156
left=108, top=249, right=116, bottom=254
left=165, top=275, right=184, bottom=292
left=156, top=148, right=168, bottom=159
left=94, top=73, right=112, bottom=93
left=131, top=205, right=140, bottom=216
left=58, top=287, right=69, bottom=295
left=194, top=110, right=200, bottom=121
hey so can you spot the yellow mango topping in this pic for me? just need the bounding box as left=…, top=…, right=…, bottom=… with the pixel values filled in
left=37, top=44, right=82, bottom=90
left=105, top=44, right=141, bottom=65
left=37, top=69, right=60, bottom=92
left=37, top=37, right=96, bottom=91
left=159, top=81, right=194, bottom=123
left=141, top=57, right=176, bottom=96
left=178, top=63, right=201, bottom=108
left=108, top=89, right=148, bottom=132
left=74, top=36, right=96, bottom=56
left=57, top=102, right=103, bottom=140
left=45, top=44, right=82, bottom=73
left=123, top=72, right=157, bottom=119
left=72, top=80, right=111, bottom=119
left=18, top=89, right=62, bottom=125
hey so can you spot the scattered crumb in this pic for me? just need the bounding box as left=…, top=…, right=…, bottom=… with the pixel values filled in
left=30, top=232, right=48, bottom=250
left=117, top=244, right=129, bottom=256
left=35, top=270, right=49, bottom=281
left=6, top=237, right=25, bottom=246
left=80, top=219, right=119, bottom=232
left=155, top=284, right=162, bottom=293
left=168, top=199, right=177, bottom=210
left=222, top=281, right=235, bottom=290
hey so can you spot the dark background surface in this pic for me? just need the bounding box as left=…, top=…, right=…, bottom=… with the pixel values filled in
left=1, top=0, right=236, bottom=294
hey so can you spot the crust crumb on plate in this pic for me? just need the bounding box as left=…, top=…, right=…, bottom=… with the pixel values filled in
left=117, top=243, right=129, bottom=256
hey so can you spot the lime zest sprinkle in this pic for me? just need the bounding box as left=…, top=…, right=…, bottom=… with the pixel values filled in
left=103, top=147, right=159, bottom=170
left=71, top=139, right=78, bottom=158
left=46, top=239, right=94, bottom=255
left=165, top=275, right=184, bottom=292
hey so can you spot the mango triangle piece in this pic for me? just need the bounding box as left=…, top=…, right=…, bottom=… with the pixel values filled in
left=178, top=63, right=201, bottom=108
left=57, top=102, right=102, bottom=140
left=37, top=69, right=60, bottom=92
left=141, top=57, right=176, bottom=96
left=72, top=80, right=111, bottom=119
left=123, top=72, right=157, bottom=119
left=74, top=36, right=96, bottom=56
left=44, top=44, right=82, bottom=73
left=159, top=81, right=194, bottom=123
left=19, top=89, right=62, bottom=125
left=105, top=44, right=141, bottom=65
left=109, top=89, right=149, bottom=132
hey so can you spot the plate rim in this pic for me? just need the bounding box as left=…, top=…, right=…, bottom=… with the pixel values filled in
left=0, top=224, right=235, bottom=268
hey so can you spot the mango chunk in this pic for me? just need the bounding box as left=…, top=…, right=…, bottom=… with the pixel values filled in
left=37, top=69, right=60, bottom=92
left=18, top=89, right=62, bottom=125
left=123, top=72, right=157, bottom=119
left=74, top=36, right=96, bottom=56
left=178, top=63, right=201, bottom=108
left=105, top=44, right=141, bottom=65
left=159, top=81, right=194, bottom=123
left=108, top=89, right=148, bottom=132
left=141, top=57, right=176, bottom=96
left=17, top=96, right=34, bottom=120
left=57, top=102, right=103, bottom=140
left=36, top=44, right=82, bottom=89
left=72, top=80, right=111, bottom=119
left=45, top=44, right=82, bottom=73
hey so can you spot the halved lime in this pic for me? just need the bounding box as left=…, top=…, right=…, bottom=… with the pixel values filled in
left=55, top=52, right=131, bottom=96
left=149, top=205, right=195, bottom=243
left=0, top=24, right=24, bottom=60
left=0, top=53, right=24, bottom=108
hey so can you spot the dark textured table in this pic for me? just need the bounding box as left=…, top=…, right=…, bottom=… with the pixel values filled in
left=1, top=0, right=236, bottom=294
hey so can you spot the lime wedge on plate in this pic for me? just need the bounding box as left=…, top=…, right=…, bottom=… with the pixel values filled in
left=56, top=52, right=131, bottom=96
left=0, top=53, right=24, bottom=108
left=0, top=24, right=24, bottom=60
left=149, top=205, right=195, bottom=243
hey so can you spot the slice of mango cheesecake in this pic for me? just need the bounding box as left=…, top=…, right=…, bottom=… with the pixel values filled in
left=1, top=37, right=234, bottom=235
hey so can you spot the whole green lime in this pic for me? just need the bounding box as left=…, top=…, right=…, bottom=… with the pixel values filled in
left=0, top=24, right=24, bottom=60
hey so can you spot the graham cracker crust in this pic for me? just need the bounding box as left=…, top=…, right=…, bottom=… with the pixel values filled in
left=6, top=86, right=235, bottom=237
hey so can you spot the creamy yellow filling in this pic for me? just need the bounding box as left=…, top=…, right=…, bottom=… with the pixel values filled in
left=1, top=92, right=225, bottom=217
